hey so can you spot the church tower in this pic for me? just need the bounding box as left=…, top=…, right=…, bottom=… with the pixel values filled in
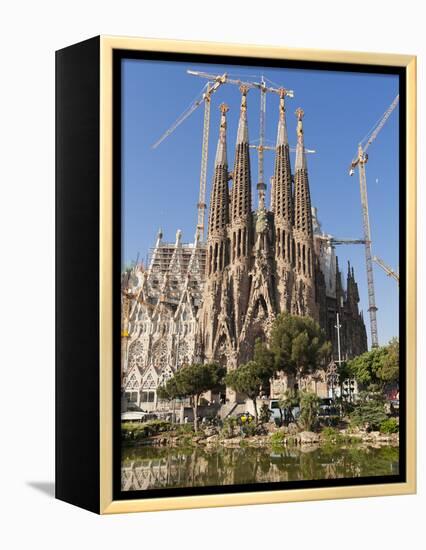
left=230, top=86, right=252, bottom=265
left=228, top=86, right=253, bottom=350
left=206, top=103, right=230, bottom=277
left=292, top=108, right=317, bottom=319
left=272, top=89, right=294, bottom=311
left=201, top=104, right=231, bottom=362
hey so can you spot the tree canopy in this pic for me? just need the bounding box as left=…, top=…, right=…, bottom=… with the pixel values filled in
left=225, top=357, right=273, bottom=423
left=347, top=339, right=399, bottom=391
left=157, top=362, right=225, bottom=431
left=349, top=391, right=387, bottom=430
left=270, top=313, right=332, bottom=384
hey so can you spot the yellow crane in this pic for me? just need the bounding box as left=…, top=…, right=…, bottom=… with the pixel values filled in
left=152, top=73, right=228, bottom=242
left=349, top=94, right=399, bottom=348
left=152, top=71, right=294, bottom=239
left=188, top=71, right=294, bottom=209
left=373, top=256, right=399, bottom=284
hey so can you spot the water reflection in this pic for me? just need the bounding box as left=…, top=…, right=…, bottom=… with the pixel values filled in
left=121, top=444, right=399, bottom=491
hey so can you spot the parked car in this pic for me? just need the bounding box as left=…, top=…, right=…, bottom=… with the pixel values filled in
left=318, top=397, right=339, bottom=417
left=269, top=400, right=283, bottom=424
left=121, top=404, right=158, bottom=422
left=269, top=399, right=301, bottom=424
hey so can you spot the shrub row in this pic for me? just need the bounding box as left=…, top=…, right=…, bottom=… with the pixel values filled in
left=122, top=420, right=172, bottom=442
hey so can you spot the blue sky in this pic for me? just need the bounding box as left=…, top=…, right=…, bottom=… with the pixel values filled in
left=122, top=58, right=399, bottom=348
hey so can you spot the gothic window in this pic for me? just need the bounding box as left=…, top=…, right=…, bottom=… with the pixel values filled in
left=125, top=373, right=139, bottom=392
left=128, top=341, right=145, bottom=370
left=153, top=340, right=168, bottom=369
left=142, top=372, right=157, bottom=390
left=178, top=341, right=189, bottom=366
left=297, top=242, right=301, bottom=272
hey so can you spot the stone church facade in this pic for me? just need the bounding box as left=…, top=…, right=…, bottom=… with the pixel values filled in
left=122, top=88, right=367, bottom=408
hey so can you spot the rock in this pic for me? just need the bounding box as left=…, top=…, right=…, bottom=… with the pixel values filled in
left=205, top=435, right=219, bottom=443
left=221, top=437, right=242, bottom=447
left=203, top=427, right=218, bottom=437
left=299, top=431, right=320, bottom=444
left=265, top=422, right=279, bottom=433
left=287, top=423, right=298, bottom=435
left=299, top=443, right=320, bottom=453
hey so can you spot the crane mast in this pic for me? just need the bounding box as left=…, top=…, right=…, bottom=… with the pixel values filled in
left=357, top=145, right=379, bottom=347
left=153, top=70, right=296, bottom=241
left=188, top=71, right=294, bottom=211
left=256, top=77, right=267, bottom=207
left=349, top=94, right=399, bottom=348
left=196, top=91, right=211, bottom=241
left=152, top=74, right=227, bottom=242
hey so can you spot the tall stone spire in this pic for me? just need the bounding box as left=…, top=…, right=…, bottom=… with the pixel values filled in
left=272, top=90, right=293, bottom=225
left=230, top=86, right=252, bottom=261
left=292, top=108, right=316, bottom=320
left=293, top=108, right=313, bottom=237
left=207, top=104, right=230, bottom=276
left=214, top=103, right=228, bottom=166
left=272, top=90, right=294, bottom=311
left=295, top=107, right=307, bottom=172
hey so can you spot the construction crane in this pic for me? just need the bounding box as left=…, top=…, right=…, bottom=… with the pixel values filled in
left=188, top=70, right=294, bottom=208
left=316, top=235, right=366, bottom=247
left=373, top=256, right=399, bottom=284
left=152, top=73, right=228, bottom=242
left=349, top=94, right=399, bottom=348
left=187, top=70, right=294, bottom=98
left=257, top=76, right=267, bottom=204
left=153, top=70, right=295, bottom=240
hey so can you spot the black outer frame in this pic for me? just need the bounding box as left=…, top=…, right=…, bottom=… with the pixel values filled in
left=112, top=49, right=406, bottom=501
left=56, top=36, right=101, bottom=513
left=55, top=37, right=407, bottom=514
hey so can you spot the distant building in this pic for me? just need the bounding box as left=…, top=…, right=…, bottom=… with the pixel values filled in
left=122, top=89, right=367, bottom=408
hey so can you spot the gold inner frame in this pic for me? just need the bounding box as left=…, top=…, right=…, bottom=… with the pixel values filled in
left=99, top=35, right=416, bottom=514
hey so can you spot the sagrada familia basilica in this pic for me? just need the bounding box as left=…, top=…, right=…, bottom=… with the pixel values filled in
left=121, top=86, right=367, bottom=410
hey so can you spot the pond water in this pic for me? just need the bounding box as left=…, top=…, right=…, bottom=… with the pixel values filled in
left=121, top=444, right=399, bottom=491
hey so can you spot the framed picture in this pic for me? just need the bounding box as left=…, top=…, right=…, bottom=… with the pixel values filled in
left=56, top=36, right=416, bottom=514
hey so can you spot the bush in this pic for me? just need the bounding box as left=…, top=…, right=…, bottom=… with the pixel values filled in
left=241, top=423, right=257, bottom=437
left=299, top=391, right=320, bottom=431
left=321, top=427, right=340, bottom=441
left=349, top=392, right=387, bottom=431
left=270, top=431, right=286, bottom=447
left=175, top=423, right=194, bottom=435
left=121, top=420, right=172, bottom=442
left=259, top=402, right=271, bottom=424
left=380, top=418, right=399, bottom=434
left=221, top=418, right=237, bottom=438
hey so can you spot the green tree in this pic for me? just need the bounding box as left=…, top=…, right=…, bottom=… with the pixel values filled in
left=378, top=338, right=399, bottom=385
left=157, top=363, right=225, bottom=432
left=259, top=402, right=272, bottom=424
left=253, top=339, right=275, bottom=375
left=225, top=360, right=273, bottom=423
left=278, top=388, right=299, bottom=424
left=278, top=388, right=300, bottom=409
left=270, top=313, right=332, bottom=387
left=299, top=391, right=320, bottom=431
left=349, top=391, right=387, bottom=430
left=347, top=339, right=399, bottom=391
left=336, top=360, right=351, bottom=388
